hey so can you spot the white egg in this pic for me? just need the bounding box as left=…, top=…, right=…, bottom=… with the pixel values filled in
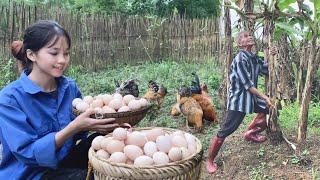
left=123, top=145, right=144, bottom=161
left=76, top=101, right=90, bottom=112
left=184, top=133, right=197, bottom=154
left=100, top=137, right=113, bottom=151
left=128, top=100, right=142, bottom=111
left=109, top=152, right=127, bottom=163
left=113, top=93, right=123, bottom=100
left=101, top=106, right=116, bottom=113
left=108, top=99, right=123, bottom=110
left=156, top=135, right=172, bottom=153
left=118, top=106, right=131, bottom=112
left=134, top=155, right=154, bottom=166
left=96, top=149, right=110, bottom=160
left=91, top=136, right=105, bottom=150
left=143, top=141, right=158, bottom=157
left=83, top=96, right=94, bottom=104
left=168, top=147, right=182, bottom=162
left=139, top=98, right=149, bottom=107
left=112, top=128, right=127, bottom=141
left=101, top=94, right=113, bottom=105
left=123, top=95, right=135, bottom=105
left=180, top=147, right=191, bottom=159
left=153, top=152, right=169, bottom=165
left=72, top=98, right=82, bottom=107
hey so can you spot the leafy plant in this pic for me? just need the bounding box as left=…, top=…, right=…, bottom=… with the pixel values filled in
left=0, top=59, right=16, bottom=89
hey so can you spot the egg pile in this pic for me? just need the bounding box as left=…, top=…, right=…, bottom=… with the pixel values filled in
left=91, top=128, right=198, bottom=166
left=72, top=93, right=149, bottom=113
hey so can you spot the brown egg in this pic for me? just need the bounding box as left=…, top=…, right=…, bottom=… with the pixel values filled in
left=171, top=135, right=188, bottom=148
left=126, top=131, right=148, bottom=147
left=125, top=159, right=134, bottom=165
left=145, top=128, right=165, bottom=142
left=91, top=99, right=104, bottom=108
left=106, top=140, right=125, bottom=154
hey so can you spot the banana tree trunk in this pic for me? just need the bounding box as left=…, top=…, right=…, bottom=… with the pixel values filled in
left=218, top=0, right=232, bottom=119
left=297, top=30, right=320, bottom=143
left=264, top=18, right=283, bottom=141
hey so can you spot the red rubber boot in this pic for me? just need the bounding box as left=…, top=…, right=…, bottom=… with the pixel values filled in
left=206, top=136, right=225, bottom=174
left=244, top=113, right=267, bottom=143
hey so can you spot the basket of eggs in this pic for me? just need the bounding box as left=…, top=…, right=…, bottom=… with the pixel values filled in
left=88, top=127, right=203, bottom=180
left=72, top=93, right=150, bottom=126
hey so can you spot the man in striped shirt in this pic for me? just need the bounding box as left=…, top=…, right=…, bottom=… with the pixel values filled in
left=206, top=31, right=277, bottom=173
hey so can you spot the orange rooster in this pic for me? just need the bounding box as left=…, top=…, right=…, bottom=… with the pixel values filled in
left=189, top=73, right=218, bottom=124
left=192, top=83, right=218, bottom=123
left=172, top=87, right=204, bottom=132
left=144, top=81, right=167, bottom=108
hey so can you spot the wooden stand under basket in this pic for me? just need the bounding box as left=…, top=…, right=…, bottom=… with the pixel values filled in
left=87, top=127, right=203, bottom=180
left=73, top=105, right=151, bottom=126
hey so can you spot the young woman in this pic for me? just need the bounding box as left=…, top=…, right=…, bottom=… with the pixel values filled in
left=0, top=20, right=118, bottom=180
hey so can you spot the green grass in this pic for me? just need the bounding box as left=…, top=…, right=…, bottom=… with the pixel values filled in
left=66, top=58, right=222, bottom=152
left=66, top=58, right=320, bottom=150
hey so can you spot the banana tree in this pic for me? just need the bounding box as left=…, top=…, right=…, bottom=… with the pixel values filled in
left=227, top=0, right=320, bottom=145
left=276, top=0, right=320, bottom=143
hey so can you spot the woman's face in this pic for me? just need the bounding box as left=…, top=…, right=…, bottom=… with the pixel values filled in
left=28, top=36, right=70, bottom=78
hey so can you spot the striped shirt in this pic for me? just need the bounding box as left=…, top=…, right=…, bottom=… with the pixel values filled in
left=227, top=50, right=268, bottom=114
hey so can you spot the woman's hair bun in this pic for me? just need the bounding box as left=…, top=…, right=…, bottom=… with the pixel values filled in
left=11, top=40, right=26, bottom=62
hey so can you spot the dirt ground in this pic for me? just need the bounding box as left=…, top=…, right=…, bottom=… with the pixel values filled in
left=198, top=131, right=320, bottom=180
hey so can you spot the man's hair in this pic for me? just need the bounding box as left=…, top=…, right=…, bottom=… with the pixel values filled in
left=236, top=31, right=249, bottom=45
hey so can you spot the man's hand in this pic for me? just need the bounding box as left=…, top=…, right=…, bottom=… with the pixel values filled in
left=262, top=95, right=274, bottom=108
left=269, top=46, right=278, bottom=56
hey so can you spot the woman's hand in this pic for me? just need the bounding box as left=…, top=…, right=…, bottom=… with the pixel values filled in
left=71, top=108, right=119, bottom=134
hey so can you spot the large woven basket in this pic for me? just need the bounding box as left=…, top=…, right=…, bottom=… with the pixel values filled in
left=88, top=127, right=203, bottom=180
left=73, top=105, right=150, bottom=126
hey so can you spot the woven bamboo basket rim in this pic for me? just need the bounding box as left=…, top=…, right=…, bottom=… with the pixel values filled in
left=89, top=127, right=202, bottom=169
left=73, top=105, right=151, bottom=119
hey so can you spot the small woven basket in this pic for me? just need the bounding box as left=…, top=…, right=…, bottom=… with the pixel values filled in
left=88, top=127, right=203, bottom=180
left=73, top=105, right=150, bottom=126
